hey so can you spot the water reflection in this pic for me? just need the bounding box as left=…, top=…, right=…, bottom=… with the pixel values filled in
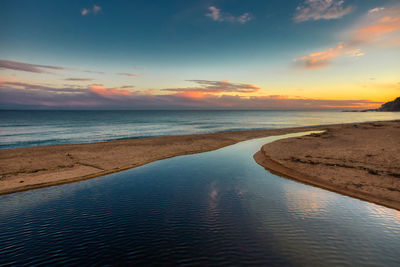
left=0, top=132, right=399, bottom=265
left=366, top=205, right=400, bottom=224
left=283, top=182, right=333, bottom=218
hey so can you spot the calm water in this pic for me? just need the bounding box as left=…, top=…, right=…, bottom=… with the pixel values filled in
left=1, top=110, right=399, bottom=149
left=1, top=132, right=399, bottom=266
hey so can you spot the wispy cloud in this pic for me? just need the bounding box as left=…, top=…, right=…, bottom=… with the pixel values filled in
left=116, top=73, right=139, bottom=77
left=206, top=6, right=220, bottom=21
left=0, top=59, right=108, bottom=75
left=162, top=80, right=260, bottom=98
left=348, top=6, right=400, bottom=46
left=345, top=48, right=365, bottom=57
left=0, top=81, right=86, bottom=93
left=0, top=59, right=67, bottom=74
left=294, top=43, right=344, bottom=69
left=294, top=0, right=352, bottom=22
left=81, top=5, right=102, bottom=16
left=293, top=5, right=400, bottom=70
left=368, top=7, right=385, bottom=15
left=93, top=5, right=101, bottom=13
left=82, top=70, right=105, bottom=74
left=294, top=43, right=364, bottom=70
left=205, top=6, right=252, bottom=24
left=65, top=78, right=94, bottom=82
left=0, top=79, right=382, bottom=109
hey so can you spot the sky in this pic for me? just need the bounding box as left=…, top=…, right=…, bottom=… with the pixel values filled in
left=0, top=0, right=399, bottom=110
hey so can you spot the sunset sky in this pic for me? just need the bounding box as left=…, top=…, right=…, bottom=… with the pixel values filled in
left=0, top=0, right=399, bottom=109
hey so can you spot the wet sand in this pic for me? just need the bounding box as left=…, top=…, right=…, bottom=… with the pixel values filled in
left=0, top=125, right=328, bottom=195
left=254, top=120, right=400, bottom=210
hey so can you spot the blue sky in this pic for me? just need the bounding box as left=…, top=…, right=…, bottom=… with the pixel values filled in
left=0, top=0, right=399, bottom=109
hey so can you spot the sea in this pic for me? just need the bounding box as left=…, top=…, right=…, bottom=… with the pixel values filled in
left=1, top=110, right=399, bottom=149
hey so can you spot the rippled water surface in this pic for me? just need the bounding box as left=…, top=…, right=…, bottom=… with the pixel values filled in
left=1, top=110, right=399, bottom=148
left=1, top=132, right=399, bottom=265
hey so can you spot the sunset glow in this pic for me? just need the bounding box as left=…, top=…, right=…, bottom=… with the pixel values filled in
left=1, top=0, right=399, bottom=109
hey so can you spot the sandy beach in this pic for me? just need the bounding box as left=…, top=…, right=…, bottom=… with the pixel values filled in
left=0, top=125, right=327, bottom=195
left=1, top=120, right=399, bottom=212
left=254, top=120, right=400, bottom=210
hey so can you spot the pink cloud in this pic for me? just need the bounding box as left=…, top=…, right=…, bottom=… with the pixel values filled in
left=206, top=6, right=221, bottom=21
left=81, top=5, right=102, bottom=16
left=81, top=8, right=89, bottom=16
left=0, top=79, right=383, bottom=110
left=88, top=84, right=133, bottom=97
left=348, top=7, right=400, bottom=45
left=93, top=5, right=102, bottom=14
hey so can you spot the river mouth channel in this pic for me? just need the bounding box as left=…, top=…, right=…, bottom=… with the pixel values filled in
left=1, top=131, right=399, bottom=266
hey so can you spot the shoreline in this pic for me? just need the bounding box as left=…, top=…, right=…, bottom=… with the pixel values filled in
left=0, top=121, right=399, bottom=210
left=254, top=120, right=400, bottom=211
left=0, top=124, right=331, bottom=195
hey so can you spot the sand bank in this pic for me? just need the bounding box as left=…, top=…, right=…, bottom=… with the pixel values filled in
left=0, top=125, right=330, bottom=195
left=254, top=120, right=400, bottom=210
left=1, top=121, right=399, bottom=210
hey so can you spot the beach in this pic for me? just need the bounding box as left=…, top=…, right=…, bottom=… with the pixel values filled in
left=0, top=125, right=327, bottom=194
left=1, top=120, right=399, bottom=211
left=255, top=120, right=400, bottom=210
left=3, top=1, right=400, bottom=264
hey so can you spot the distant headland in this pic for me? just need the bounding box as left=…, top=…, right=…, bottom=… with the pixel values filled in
left=376, top=97, right=400, bottom=111
left=344, top=97, right=400, bottom=112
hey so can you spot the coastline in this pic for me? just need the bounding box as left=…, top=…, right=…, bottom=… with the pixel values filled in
left=0, top=124, right=329, bottom=195
left=0, top=121, right=399, bottom=212
left=254, top=120, right=400, bottom=211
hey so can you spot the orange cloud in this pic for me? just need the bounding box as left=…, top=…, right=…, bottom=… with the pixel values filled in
left=0, top=78, right=384, bottom=109
left=265, top=95, right=291, bottom=100
left=175, top=91, right=206, bottom=99
left=294, top=5, right=399, bottom=70
left=88, top=84, right=133, bottom=97
left=349, top=7, right=400, bottom=45
left=163, top=80, right=260, bottom=97
left=294, top=43, right=349, bottom=69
